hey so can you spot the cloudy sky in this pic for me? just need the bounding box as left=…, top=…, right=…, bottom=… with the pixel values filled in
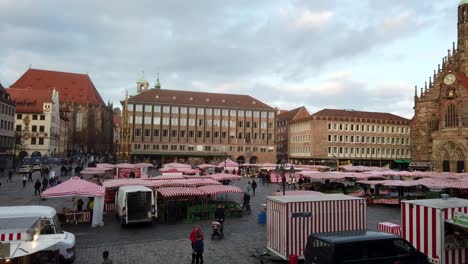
left=0, top=0, right=460, bottom=118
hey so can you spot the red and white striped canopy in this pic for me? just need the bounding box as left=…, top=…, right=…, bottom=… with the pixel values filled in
left=196, top=164, right=218, bottom=169
left=41, top=177, right=105, bottom=198
left=197, top=185, right=243, bottom=196
left=96, top=163, right=116, bottom=168
left=153, top=174, right=186, bottom=180
left=102, top=179, right=155, bottom=189
left=157, top=187, right=204, bottom=198
left=208, top=173, right=242, bottom=181
left=152, top=179, right=221, bottom=188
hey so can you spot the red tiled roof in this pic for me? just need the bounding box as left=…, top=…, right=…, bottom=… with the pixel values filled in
left=277, top=106, right=309, bottom=122
left=454, top=72, right=468, bottom=87
left=127, top=89, right=274, bottom=110
left=312, top=109, right=409, bottom=122
left=7, top=87, right=53, bottom=113
left=10, top=68, right=104, bottom=105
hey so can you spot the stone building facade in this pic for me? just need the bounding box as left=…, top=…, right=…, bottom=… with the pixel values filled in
left=410, top=1, right=468, bottom=172
left=118, top=78, right=277, bottom=164
left=289, top=109, right=411, bottom=167
left=275, top=106, right=309, bottom=162
left=0, top=83, right=15, bottom=174
left=8, top=88, right=60, bottom=158
left=10, top=69, right=114, bottom=156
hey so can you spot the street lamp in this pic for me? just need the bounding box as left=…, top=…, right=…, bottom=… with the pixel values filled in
left=276, top=159, right=287, bottom=195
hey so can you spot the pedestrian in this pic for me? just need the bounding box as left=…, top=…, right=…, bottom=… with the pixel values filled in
left=129, top=170, right=136, bottom=179
left=102, top=251, right=113, bottom=264
left=251, top=179, right=257, bottom=197
left=7, top=170, right=12, bottom=183
left=246, top=181, right=251, bottom=194
left=190, top=225, right=204, bottom=264
left=42, top=177, right=48, bottom=191
left=34, top=179, right=41, bottom=196
left=22, top=175, right=27, bottom=188
left=193, top=235, right=204, bottom=264
left=28, top=171, right=33, bottom=182
left=77, top=198, right=84, bottom=212
left=261, top=173, right=266, bottom=186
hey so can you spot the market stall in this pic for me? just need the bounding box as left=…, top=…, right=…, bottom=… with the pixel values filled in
left=152, top=178, right=221, bottom=188
left=116, top=163, right=141, bottom=178
left=41, top=177, right=105, bottom=227
left=102, top=179, right=156, bottom=211
left=218, top=158, right=239, bottom=172
left=156, top=187, right=205, bottom=223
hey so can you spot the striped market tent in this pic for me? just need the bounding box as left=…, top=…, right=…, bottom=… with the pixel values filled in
left=208, top=173, right=242, bottom=181
left=102, top=179, right=155, bottom=190
left=157, top=187, right=204, bottom=198
left=197, top=185, right=243, bottom=196
left=152, top=179, right=221, bottom=188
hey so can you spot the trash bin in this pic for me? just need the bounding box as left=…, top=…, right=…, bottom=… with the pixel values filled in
left=258, top=211, right=266, bottom=224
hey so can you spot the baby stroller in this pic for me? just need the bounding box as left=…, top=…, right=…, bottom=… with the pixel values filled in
left=211, top=220, right=223, bottom=240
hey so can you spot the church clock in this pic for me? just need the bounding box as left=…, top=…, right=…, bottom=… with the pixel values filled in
left=444, top=74, right=456, bottom=85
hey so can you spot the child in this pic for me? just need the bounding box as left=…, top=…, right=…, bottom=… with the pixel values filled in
left=193, top=235, right=204, bottom=264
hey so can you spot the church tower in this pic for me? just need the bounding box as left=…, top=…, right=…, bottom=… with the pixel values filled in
left=458, top=0, right=468, bottom=73
left=136, top=71, right=149, bottom=93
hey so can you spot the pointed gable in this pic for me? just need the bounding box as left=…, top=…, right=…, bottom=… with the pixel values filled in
left=10, top=68, right=104, bottom=106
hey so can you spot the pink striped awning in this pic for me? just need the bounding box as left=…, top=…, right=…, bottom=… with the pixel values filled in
left=157, top=187, right=204, bottom=198
left=271, top=190, right=323, bottom=196
left=41, top=177, right=105, bottom=198
left=208, top=173, right=242, bottom=181
left=197, top=185, right=243, bottom=196
left=153, top=174, right=186, bottom=180
left=102, top=179, right=155, bottom=189
left=152, top=179, right=221, bottom=188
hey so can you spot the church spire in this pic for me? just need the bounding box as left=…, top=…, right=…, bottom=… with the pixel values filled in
left=155, top=72, right=161, bottom=89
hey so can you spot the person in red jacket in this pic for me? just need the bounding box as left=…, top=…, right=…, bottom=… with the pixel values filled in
left=190, top=225, right=203, bottom=264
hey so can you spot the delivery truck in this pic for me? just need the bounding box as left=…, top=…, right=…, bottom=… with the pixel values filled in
left=266, top=194, right=366, bottom=260
left=116, top=185, right=156, bottom=226
left=402, top=197, right=468, bottom=264
left=0, top=206, right=76, bottom=263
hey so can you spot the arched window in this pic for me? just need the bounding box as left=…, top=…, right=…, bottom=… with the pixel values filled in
left=445, top=104, right=458, bottom=127
left=76, top=111, right=83, bottom=132
left=430, top=117, right=439, bottom=131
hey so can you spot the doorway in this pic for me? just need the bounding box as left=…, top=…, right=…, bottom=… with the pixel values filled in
left=457, top=160, right=465, bottom=173
left=443, top=160, right=450, bottom=172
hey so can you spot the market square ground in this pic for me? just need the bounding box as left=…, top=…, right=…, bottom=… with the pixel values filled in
left=0, top=167, right=401, bottom=264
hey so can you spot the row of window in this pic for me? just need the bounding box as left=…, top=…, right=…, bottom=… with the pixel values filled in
left=0, top=119, right=13, bottom=131
left=290, top=146, right=311, bottom=156
left=17, top=114, right=46, bottom=121
left=16, top=125, right=46, bottom=133
left=292, top=135, right=310, bottom=143
left=129, top=116, right=273, bottom=129
left=327, top=135, right=410, bottom=145
left=133, top=128, right=274, bottom=141
left=327, top=146, right=410, bottom=157
left=127, top=104, right=275, bottom=118
left=290, top=123, right=309, bottom=132
left=133, top=144, right=274, bottom=153
left=0, top=135, right=14, bottom=149
left=1, top=103, right=14, bottom=116
left=30, top=137, right=45, bottom=145
left=327, top=123, right=409, bottom=134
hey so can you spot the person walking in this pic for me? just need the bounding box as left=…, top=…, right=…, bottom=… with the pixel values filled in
left=190, top=225, right=204, bottom=264
left=193, top=235, right=204, bottom=264
left=27, top=171, right=33, bottom=182
left=7, top=170, right=12, bottom=183
left=246, top=181, right=252, bottom=194
left=42, top=177, right=48, bottom=191
left=251, top=179, right=258, bottom=197
left=22, top=175, right=27, bottom=188
left=102, top=251, right=113, bottom=264
left=34, top=179, right=41, bottom=196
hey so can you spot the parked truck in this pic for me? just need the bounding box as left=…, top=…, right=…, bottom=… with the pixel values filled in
left=266, top=194, right=366, bottom=260
left=115, top=185, right=156, bottom=226
left=402, top=197, right=468, bottom=264
left=0, top=206, right=76, bottom=263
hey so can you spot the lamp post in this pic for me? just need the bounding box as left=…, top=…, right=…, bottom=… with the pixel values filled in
left=276, top=158, right=287, bottom=195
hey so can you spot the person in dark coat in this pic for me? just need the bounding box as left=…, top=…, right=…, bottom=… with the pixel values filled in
left=34, top=179, right=41, bottom=196
left=251, top=179, right=258, bottom=196
left=129, top=171, right=136, bottom=179
left=7, top=171, right=12, bottom=183
left=193, top=235, right=204, bottom=264
left=28, top=171, right=33, bottom=182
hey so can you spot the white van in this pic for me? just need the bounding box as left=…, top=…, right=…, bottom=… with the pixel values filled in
left=0, top=206, right=76, bottom=263
left=115, top=185, right=156, bottom=226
